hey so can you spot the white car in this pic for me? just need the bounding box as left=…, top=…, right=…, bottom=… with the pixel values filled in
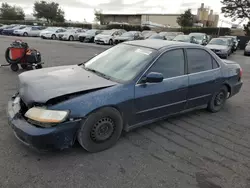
left=94, top=29, right=126, bottom=45
left=57, top=28, right=86, bottom=41
left=13, top=26, right=43, bottom=37
left=40, top=27, right=67, bottom=40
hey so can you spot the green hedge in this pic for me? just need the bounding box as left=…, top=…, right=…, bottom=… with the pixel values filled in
left=0, top=20, right=92, bottom=29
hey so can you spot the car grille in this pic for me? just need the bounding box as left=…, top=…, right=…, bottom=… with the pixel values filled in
left=19, top=99, right=28, bottom=115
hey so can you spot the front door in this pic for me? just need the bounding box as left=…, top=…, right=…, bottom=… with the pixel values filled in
left=133, top=48, right=189, bottom=125
left=186, top=48, right=222, bottom=109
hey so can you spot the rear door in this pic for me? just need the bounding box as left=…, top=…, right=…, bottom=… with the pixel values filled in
left=186, top=48, right=221, bottom=109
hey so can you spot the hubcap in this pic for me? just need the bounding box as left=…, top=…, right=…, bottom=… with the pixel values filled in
left=90, top=117, right=115, bottom=142
left=215, top=91, right=225, bottom=106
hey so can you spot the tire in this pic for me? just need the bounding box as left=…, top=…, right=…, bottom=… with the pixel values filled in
left=51, top=34, right=56, bottom=40
left=23, top=32, right=28, bottom=37
left=21, top=64, right=28, bottom=69
left=36, top=64, right=43, bottom=69
left=10, top=64, right=19, bottom=72
left=207, top=86, right=228, bottom=113
left=77, top=107, right=123, bottom=153
left=69, top=35, right=74, bottom=41
left=109, top=39, right=113, bottom=45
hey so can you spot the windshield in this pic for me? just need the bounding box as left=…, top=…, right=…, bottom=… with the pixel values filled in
left=189, top=33, right=204, bottom=40
left=149, top=34, right=164, bottom=39
left=84, top=44, right=155, bottom=82
left=101, top=30, right=114, bottom=35
left=209, top=38, right=228, bottom=45
left=173, top=35, right=190, bottom=42
left=121, top=32, right=134, bottom=37
left=44, top=27, right=59, bottom=31
left=86, top=30, right=97, bottom=34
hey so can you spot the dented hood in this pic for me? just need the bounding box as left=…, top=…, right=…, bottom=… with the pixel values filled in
left=18, top=65, right=117, bottom=105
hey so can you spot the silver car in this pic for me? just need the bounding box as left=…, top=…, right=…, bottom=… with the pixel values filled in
left=244, top=41, right=250, bottom=56
left=58, top=28, right=86, bottom=41
left=13, top=26, right=43, bottom=37
left=206, top=38, right=232, bottom=59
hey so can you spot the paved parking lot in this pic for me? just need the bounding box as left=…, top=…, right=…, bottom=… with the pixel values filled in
left=0, top=36, right=250, bottom=188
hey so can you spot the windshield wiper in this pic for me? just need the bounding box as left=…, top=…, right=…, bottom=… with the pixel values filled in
left=83, top=66, right=111, bottom=80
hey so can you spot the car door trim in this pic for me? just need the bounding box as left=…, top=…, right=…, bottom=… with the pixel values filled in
left=136, top=100, right=187, bottom=114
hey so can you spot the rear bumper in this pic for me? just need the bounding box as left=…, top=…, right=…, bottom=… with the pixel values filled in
left=230, top=81, right=243, bottom=97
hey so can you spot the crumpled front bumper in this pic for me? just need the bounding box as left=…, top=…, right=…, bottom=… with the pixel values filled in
left=7, top=96, right=82, bottom=151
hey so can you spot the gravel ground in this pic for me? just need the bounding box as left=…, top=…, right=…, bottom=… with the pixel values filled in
left=0, top=36, right=250, bottom=188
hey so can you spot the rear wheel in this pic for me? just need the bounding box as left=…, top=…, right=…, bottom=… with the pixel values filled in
left=77, top=107, right=123, bottom=153
left=69, top=35, right=74, bottom=41
left=207, top=86, right=228, bottom=113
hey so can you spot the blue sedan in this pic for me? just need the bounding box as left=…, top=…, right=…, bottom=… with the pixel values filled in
left=8, top=40, right=243, bottom=152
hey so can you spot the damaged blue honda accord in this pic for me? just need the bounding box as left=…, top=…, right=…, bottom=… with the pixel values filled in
left=8, top=40, right=243, bottom=152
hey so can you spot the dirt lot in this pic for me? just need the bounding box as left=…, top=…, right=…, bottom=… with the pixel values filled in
left=0, top=36, right=250, bottom=188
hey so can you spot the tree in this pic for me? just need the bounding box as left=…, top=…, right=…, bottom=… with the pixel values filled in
left=94, top=9, right=102, bottom=23
left=177, top=9, right=194, bottom=27
left=221, top=0, right=250, bottom=20
left=0, top=3, right=25, bottom=20
left=33, top=1, right=65, bottom=23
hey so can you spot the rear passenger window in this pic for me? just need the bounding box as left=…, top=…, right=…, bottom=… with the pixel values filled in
left=149, top=49, right=185, bottom=79
left=186, top=49, right=212, bottom=73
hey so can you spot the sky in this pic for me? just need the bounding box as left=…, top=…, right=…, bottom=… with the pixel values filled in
left=0, top=0, right=246, bottom=27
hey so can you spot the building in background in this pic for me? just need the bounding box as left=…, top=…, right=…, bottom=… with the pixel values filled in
left=100, top=13, right=181, bottom=28
left=196, top=3, right=219, bottom=27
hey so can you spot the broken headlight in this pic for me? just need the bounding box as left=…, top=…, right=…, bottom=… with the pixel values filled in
left=25, top=107, right=69, bottom=126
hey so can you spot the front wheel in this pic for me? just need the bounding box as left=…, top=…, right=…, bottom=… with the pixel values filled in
left=109, top=39, right=113, bottom=45
left=52, top=34, right=56, bottom=40
left=69, top=35, right=74, bottom=41
left=77, top=107, right=123, bottom=153
left=207, top=86, right=228, bottom=113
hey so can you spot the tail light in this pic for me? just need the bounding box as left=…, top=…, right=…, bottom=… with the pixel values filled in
left=238, top=67, right=243, bottom=82
left=239, top=67, right=243, bottom=78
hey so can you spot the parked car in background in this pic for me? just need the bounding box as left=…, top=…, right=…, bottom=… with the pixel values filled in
left=13, top=26, right=43, bottom=37
left=0, top=25, right=12, bottom=34
left=188, top=33, right=208, bottom=45
left=7, top=40, right=243, bottom=152
left=173, top=35, right=199, bottom=44
left=94, top=29, right=126, bottom=45
left=206, top=38, right=232, bottom=59
left=114, top=31, right=144, bottom=44
left=220, top=36, right=239, bottom=52
left=40, top=27, right=67, bottom=39
left=244, top=41, right=250, bottom=56
left=79, top=29, right=102, bottom=42
left=148, top=34, right=166, bottom=40
left=58, top=28, right=86, bottom=41
left=142, top=30, right=157, bottom=39
left=2, top=25, right=26, bottom=35
left=159, top=32, right=178, bottom=41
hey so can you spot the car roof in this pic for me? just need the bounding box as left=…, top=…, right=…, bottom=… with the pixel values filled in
left=123, top=40, right=200, bottom=50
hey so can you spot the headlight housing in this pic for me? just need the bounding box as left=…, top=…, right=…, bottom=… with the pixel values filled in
left=25, top=107, right=69, bottom=127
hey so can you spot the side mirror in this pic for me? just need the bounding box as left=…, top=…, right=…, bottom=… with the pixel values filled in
left=143, top=72, right=164, bottom=83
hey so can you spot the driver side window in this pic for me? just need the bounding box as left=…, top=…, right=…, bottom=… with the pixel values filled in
left=149, top=49, right=185, bottom=79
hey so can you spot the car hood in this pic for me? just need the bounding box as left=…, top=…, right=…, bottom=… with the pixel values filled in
left=245, top=45, right=250, bottom=50
left=3, top=29, right=14, bottom=31
left=206, top=44, right=228, bottom=50
left=40, top=31, right=54, bottom=34
left=115, top=36, right=133, bottom=40
left=18, top=65, right=117, bottom=105
left=95, top=34, right=112, bottom=38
